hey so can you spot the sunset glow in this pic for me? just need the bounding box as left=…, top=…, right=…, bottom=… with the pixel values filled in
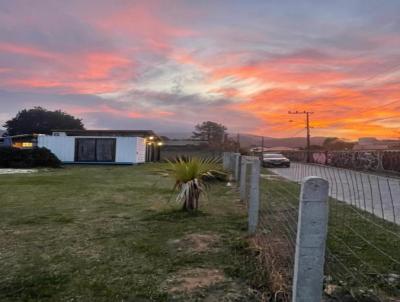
left=1, top=1, right=400, bottom=138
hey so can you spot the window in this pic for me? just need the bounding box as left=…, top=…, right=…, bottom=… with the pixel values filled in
left=22, top=142, right=33, bottom=148
left=75, top=138, right=116, bottom=162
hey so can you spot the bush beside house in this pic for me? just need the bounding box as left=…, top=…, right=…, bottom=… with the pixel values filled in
left=0, top=147, right=61, bottom=168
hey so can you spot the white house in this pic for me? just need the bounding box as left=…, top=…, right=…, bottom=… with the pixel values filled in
left=36, top=130, right=162, bottom=164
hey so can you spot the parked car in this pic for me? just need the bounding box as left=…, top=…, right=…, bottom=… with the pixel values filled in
left=262, top=153, right=290, bottom=168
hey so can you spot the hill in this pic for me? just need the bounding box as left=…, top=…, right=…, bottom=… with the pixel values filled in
left=235, top=133, right=327, bottom=148
left=159, top=132, right=326, bottom=148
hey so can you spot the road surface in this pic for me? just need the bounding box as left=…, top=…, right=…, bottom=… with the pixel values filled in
left=269, top=162, right=400, bottom=225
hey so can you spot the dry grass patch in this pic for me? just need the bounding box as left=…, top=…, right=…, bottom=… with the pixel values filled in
left=249, top=234, right=292, bottom=302
left=166, top=268, right=226, bottom=293
left=169, top=233, right=221, bottom=253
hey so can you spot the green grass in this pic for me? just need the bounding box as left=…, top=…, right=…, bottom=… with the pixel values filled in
left=0, top=164, right=261, bottom=301
left=260, top=168, right=400, bottom=300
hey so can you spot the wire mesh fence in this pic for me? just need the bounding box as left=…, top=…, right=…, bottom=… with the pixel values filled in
left=223, top=152, right=400, bottom=300
left=263, top=163, right=400, bottom=301
left=271, top=163, right=400, bottom=224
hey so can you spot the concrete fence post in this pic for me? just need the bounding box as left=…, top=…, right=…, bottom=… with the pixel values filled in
left=222, top=152, right=230, bottom=170
left=229, top=153, right=235, bottom=172
left=240, top=156, right=248, bottom=201
left=234, top=153, right=241, bottom=182
left=292, top=176, right=329, bottom=302
left=248, top=158, right=260, bottom=234
left=377, top=151, right=384, bottom=172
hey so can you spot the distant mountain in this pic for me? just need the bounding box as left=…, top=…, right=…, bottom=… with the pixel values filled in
left=232, top=133, right=327, bottom=148
left=160, top=131, right=327, bottom=148
left=159, top=132, right=193, bottom=140
left=0, top=130, right=5, bottom=137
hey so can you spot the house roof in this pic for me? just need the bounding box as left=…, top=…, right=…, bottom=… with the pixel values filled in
left=52, top=129, right=162, bottom=140
left=0, top=134, right=38, bottom=142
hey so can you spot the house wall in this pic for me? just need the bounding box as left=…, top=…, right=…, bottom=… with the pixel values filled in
left=115, top=137, right=136, bottom=163
left=136, top=137, right=146, bottom=163
left=37, top=135, right=75, bottom=162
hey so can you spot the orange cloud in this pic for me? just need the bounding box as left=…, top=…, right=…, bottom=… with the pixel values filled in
left=185, top=46, right=400, bottom=139
left=210, top=63, right=349, bottom=87
left=229, top=85, right=400, bottom=139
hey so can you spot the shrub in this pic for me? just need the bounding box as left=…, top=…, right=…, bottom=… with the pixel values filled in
left=166, top=156, right=226, bottom=211
left=0, top=147, right=61, bottom=168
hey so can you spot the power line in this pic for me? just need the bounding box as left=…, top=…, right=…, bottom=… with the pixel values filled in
left=289, top=127, right=306, bottom=137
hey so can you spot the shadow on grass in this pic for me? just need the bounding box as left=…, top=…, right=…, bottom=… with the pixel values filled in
left=0, top=270, right=69, bottom=301
left=142, top=208, right=210, bottom=222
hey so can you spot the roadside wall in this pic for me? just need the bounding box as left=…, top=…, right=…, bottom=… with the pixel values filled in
left=283, top=150, right=400, bottom=174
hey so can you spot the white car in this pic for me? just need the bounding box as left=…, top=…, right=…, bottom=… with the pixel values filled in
left=262, top=153, right=291, bottom=168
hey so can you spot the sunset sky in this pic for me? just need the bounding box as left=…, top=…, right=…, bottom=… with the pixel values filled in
left=1, top=0, right=400, bottom=139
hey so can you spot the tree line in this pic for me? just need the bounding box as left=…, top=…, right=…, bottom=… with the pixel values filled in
left=2, top=108, right=234, bottom=149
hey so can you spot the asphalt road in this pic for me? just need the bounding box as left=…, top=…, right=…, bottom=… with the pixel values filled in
left=269, top=162, right=400, bottom=225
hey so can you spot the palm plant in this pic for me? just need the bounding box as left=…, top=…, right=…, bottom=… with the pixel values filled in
left=167, top=156, right=225, bottom=211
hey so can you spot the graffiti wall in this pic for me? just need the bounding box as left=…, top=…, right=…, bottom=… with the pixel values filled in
left=327, top=152, right=353, bottom=168
left=284, top=150, right=400, bottom=174
left=353, top=152, right=379, bottom=171
left=382, top=151, right=400, bottom=172
left=284, top=151, right=307, bottom=162
left=312, top=152, right=327, bottom=164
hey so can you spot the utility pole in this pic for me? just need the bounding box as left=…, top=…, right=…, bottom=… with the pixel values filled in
left=237, top=133, right=240, bottom=153
left=288, top=111, right=314, bottom=163
left=261, top=136, right=264, bottom=155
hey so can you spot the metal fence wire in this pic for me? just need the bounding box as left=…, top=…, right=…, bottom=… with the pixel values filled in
left=261, top=162, right=400, bottom=301
left=255, top=172, right=299, bottom=301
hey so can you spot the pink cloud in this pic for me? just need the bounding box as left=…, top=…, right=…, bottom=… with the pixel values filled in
left=1, top=43, right=134, bottom=94
left=0, top=42, right=56, bottom=59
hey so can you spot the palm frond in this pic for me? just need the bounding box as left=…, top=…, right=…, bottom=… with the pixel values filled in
left=165, top=156, right=225, bottom=211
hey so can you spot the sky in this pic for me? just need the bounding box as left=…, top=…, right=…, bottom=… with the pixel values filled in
left=1, top=0, right=400, bottom=139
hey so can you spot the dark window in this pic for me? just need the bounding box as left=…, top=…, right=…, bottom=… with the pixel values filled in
left=75, top=138, right=116, bottom=162
left=96, top=139, right=115, bottom=162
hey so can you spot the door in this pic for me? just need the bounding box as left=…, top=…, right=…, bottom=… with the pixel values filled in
left=75, top=138, right=96, bottom=162
left=75, top=138, right=116, bottom=162
left=96, top=138, right=115, bottom=162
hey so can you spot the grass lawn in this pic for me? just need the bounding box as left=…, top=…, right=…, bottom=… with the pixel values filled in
left=0, top=164, right=261, bottom=301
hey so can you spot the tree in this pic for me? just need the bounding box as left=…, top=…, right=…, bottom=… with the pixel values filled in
left=192, top=121, right=227, bottom=147
left=3, top=107, right=85, bottom=136
left=309, top=144, right=324, bottom=151
left=322, top=137, right=339, bottom=147
left=322, top=137, right=354, bottom=151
